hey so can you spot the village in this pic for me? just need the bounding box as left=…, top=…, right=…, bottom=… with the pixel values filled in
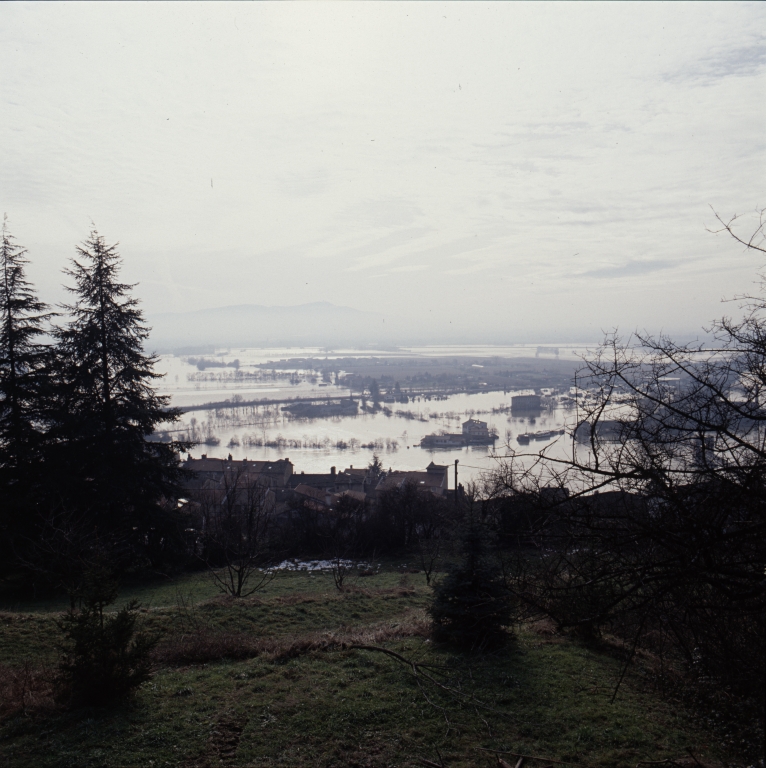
left=180, top=398, right=563, bottom=516
left=180, top=426, right=475, bottom=515
left=179, top=394, right=574, bottom=511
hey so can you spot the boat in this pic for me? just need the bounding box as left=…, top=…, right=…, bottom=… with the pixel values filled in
left=516, top=429, right=565, bottom=445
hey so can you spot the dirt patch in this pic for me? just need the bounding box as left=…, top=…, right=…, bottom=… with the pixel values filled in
left=202, top=586, right=420, bottom=610
left=154, top=610, right=430, bottom=666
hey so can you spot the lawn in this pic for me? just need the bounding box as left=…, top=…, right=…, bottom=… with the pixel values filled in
left=0, top=563, right=736, bottom=767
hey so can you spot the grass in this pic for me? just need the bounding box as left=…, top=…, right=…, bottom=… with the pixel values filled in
left=0, top=564, right=743, bottom=767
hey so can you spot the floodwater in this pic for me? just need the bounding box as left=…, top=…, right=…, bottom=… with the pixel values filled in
left=155, top=346, right=593, bottom=486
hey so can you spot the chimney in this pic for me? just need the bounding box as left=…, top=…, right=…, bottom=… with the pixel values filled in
left=201, top=454, right=207, bottom=460
left=331, top=466, right=336, bottom=476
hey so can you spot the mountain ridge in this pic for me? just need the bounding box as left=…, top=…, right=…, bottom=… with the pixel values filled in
left=147, top=301, right=388, bottom=350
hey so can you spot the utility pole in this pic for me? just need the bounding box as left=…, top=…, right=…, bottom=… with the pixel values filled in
left=454, top=459, right=459, bottom=505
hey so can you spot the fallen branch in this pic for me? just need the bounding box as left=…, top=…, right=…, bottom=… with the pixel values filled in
left=476, top=746, right=572, bottom=765
left=635, top=755, right=710, bottom=768
left=497, top=758, right=524, bottom=768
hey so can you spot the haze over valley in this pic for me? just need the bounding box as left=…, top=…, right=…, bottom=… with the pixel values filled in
left=3, top=2, right=764, bottom=345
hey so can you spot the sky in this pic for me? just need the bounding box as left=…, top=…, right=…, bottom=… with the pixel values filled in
left=2, top=1, right=765, bottom=344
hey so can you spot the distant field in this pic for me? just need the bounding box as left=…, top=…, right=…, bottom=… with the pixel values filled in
left=0, top=564, right=734, bottom=768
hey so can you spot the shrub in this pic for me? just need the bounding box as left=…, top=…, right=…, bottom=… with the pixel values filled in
left=56, top=572, right=158, bottom=706
left=428, top=518, right=514, bottom=651
left=0, top=660, right=55, bottom=718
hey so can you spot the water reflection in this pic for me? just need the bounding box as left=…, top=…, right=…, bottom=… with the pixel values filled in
left=153, top=347, right=589, bottom=484
left=158, top=393, right=576, bottom=486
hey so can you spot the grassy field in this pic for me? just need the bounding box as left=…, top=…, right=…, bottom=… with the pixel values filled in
left=0, top=564, right=737, bottom=767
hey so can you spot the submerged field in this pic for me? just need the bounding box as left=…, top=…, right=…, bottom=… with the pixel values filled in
left=0, top=565, right=735, bottom=767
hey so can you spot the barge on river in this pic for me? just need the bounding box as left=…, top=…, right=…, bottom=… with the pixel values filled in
left=516, top=428, right=565, bottom=445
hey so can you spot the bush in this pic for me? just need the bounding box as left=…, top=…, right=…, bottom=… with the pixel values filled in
left=0, top=660, right=55, bottom=718
left=428, top=518, right=514, bottom=651
left=56, top=571, right=158, bottom=706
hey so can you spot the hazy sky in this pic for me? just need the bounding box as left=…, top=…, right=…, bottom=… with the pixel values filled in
left=2, top=2, right=765, bottom=342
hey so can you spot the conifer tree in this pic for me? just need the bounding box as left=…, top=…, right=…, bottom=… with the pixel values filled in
left=0, top=217, right=51, bottom=543
left=429, top=517, right=514, bottom=651
left=50, top=229, right=187, bottom=554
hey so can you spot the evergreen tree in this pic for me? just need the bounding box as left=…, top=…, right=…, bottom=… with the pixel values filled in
left=0, top=217, right=52, bottom=546
left=429, top=517, right=514, bottom=651
left=0, top=217, right=51, bottom=468
left=50, top=229, right=187, bottom=558
left=56, top=564, right=158, bottom=706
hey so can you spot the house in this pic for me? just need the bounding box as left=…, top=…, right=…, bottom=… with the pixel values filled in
left=462, top=418, right=490, bottom=443
left=182, top=455, right=293, bottom=490
left=292, top=483, right=335, bottom=509
left=511, top=394, right=541, bottom=411
left=420, top=421, right=496, bottom=448
left=573, top=420, right=623, bottom=443
left=420, top=433, right=464, bottom=448
left=288, top=466, right=361, bottom=493
left=339, top=465, right=378, bottom=493
left=374, top=464, right=449, bottom=499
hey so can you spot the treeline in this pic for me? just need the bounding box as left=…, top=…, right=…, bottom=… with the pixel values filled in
left=0, top=221, right=188, bottom=588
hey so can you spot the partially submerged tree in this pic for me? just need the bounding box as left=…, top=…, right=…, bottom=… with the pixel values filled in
left=369, top=378, right=381, bottom=405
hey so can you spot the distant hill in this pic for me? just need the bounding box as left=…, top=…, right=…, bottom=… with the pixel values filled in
left=146, top=301, right=388, bottom=351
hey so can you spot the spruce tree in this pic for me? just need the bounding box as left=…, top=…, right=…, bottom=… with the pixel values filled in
left=429, top=517, right=514, bottom=651
left=56, top=563, right=158, bottom=706
left=50, top=229, right=187, bottom=558
left=0, top=217, right=52, bottom=545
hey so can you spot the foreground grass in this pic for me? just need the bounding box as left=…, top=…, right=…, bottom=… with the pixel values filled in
left=0, top=566, right=736, bottom=767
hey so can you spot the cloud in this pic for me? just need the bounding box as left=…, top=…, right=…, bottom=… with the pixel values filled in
left=666, top=39, right=766, bottom=85
left=575, top=259, right=677, bottom=280
left=2, top=2, right=765, bottom=338
left=276, top=167, right=331, bottom=198
left=388, top=264, right=428, bottom=273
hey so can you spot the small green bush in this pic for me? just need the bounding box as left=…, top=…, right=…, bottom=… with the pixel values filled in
left=428, top=518, right=514, bottom=651
left=56, top=571, right=158, bottom=706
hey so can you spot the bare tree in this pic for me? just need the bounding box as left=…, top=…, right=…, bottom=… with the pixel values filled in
left=197, top=462, right=276, bottom=598
left=489, top=209, right=766, bottom=722
left=414, top=493, right=449, bottom=586
left=323, top=493, right=367, bottom=591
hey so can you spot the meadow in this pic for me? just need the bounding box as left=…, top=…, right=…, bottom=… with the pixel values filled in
left=0, top=564, right=733, bottom=768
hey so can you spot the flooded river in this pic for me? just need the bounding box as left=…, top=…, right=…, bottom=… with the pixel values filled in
left=155, top=346, right=592, bottom=486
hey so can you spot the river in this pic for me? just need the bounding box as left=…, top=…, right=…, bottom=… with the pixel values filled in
left=155, top=345, right=595, bottom=486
